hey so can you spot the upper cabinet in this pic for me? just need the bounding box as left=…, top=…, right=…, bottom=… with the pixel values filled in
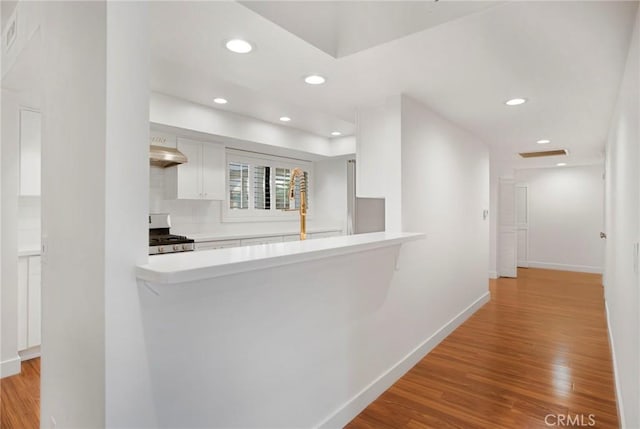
left=165, top=137, right=225, bottom=200
left=19, top=109, right=41, bottom=196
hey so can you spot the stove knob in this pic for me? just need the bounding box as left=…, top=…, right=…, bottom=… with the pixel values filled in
left=158, top=246, right=165, bottom=253
left=182, top=244, right=189, bottom=251
left=173, top=245, right=180, bottom=251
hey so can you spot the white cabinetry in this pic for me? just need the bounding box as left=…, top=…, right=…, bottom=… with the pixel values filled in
left=192, top=230, right=343, bottom=251
left=240, top=236, right=283, bottom=246
left=194, top=240, right=241, bottom=251
left=308, top=231, right=341, bottom=239
left=19, top=109, right=41, bottom=196
left=165, top=138, right=225, bottom=200
left=17, top=255, right=41, bottom=353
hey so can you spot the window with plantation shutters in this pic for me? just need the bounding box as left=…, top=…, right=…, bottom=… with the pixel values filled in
left=275, top=167, right=291, bottom=210
left=224, top=150, right=313, bottom=221
left=229, top=162, right=249, bottom=209
left=275, top=168, right=308, bottom=210
left=254, top=166, right=271, bottom=210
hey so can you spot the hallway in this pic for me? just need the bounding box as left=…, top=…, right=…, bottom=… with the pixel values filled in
left=347, top=269, right=618, bottom=428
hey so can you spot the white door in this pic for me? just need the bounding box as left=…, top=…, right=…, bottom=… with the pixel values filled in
left=516, top=183, right=529, bottom=268
left=176, top=138, right=202, bottom=199
left=498, top=178, right=518, bottom=278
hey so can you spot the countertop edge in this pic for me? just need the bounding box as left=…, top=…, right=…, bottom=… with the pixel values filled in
left=178, top=227, right=343, bottom=242
left=137, top=232, right=424, bottom=285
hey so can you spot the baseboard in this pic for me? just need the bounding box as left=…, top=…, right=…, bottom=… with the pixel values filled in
left=0, top=356, right=21, bottom=378
left=488, top=270, right=498, bottom=279
left=316, top=291, right=491, bottom=429
left=527, top=261, right=603, bottom=274
left=19, top=345, right=41, bottom=362
left=605, top=301, right=626, bottom=428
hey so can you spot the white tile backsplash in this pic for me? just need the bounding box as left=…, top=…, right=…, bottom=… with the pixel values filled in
left=149, top=166, right=342, bottom=236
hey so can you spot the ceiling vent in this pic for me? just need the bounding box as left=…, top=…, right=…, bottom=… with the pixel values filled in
left=519, top=149, right=568, bottom=158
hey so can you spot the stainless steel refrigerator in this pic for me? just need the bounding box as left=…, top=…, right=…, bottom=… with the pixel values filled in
left=347, top=159, right=386, bottom=235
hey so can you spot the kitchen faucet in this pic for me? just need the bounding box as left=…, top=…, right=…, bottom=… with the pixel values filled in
left=285, top=168, right=307, bottom=240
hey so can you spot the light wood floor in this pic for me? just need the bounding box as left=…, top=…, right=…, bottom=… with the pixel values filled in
left=0, top=269, right=618, bottom=429
left=1, top=357, right=39, bottom=429
left=347, top=268, right=619, bottom=429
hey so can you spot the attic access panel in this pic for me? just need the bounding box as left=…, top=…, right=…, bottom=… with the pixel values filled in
left=519, top=149, right=568, bottom=158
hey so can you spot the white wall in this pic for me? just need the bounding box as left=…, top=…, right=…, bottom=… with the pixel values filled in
left=604, top=7, right=640, bottom=428
left=343, top=94, right=489, bottom=422
left=104, top=3, right=157, bottom=427
left=139, top=245, right=405, bottom=428
left=1, top=0, right=43, bottom=376
left=355, top=95, right=402, bottom=232
left=41, top=2, right=156, bottom=427
left=310, top=156, right=350, bottom=235
left=1, top=89, right=20, bottom=377
left=0, top=82, right=41, bottom=377
left=397, top=94, right=490, bottom=356
left=41, top=2, right=106, bottom=425
left=515, top=165, right=605, bottom=273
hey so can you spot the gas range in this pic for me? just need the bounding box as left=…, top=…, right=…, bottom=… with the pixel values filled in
left=149, top=214, right=195, bottom=255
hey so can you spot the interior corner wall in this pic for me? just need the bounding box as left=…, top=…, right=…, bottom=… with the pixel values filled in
left=355, top=95, right=402, bottom=232
left=515, top=165, right=605, bottom=273
left=105, top=2, right=157, bottom=427
left=604, top=6, right=640, bottom=428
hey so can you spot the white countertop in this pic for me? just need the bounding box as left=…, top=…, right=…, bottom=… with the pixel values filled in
left=178, top=227, right=342, bottom=242
left=137, top=232, right=424, bottom=285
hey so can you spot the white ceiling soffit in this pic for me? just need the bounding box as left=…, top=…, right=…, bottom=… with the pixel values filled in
left=239, top=1, right=501, bottom=58
left=151, top=56, right=356, bottom=139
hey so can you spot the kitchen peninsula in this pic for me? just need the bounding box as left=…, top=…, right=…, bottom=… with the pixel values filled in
left=136, top=231, right=423, bottom=428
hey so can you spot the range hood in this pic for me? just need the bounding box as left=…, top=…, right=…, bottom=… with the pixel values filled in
left=149, top=145, right=188, bottom=168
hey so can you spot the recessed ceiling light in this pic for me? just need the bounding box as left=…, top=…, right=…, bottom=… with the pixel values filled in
left=556, top=162, right=567, bottom=166
left=331, top=131, right=342, bottom=136
left=304, top=75, right=326, bottom=85
left=505, top=98, right=527, bottom=106
left=213, top=98, right=228, bottom=104
left=279, top=116, right=291, bottom=122
left=225, top=39, right=253, bottom=54
left=537, top=139, right=551, bottom=144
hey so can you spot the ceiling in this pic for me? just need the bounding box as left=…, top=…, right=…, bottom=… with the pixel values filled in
left=239, top=1, right=499, bottom=58
left=1, top=1, right=17, bottom=29
left=150, top=1, right=638, bottom=167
